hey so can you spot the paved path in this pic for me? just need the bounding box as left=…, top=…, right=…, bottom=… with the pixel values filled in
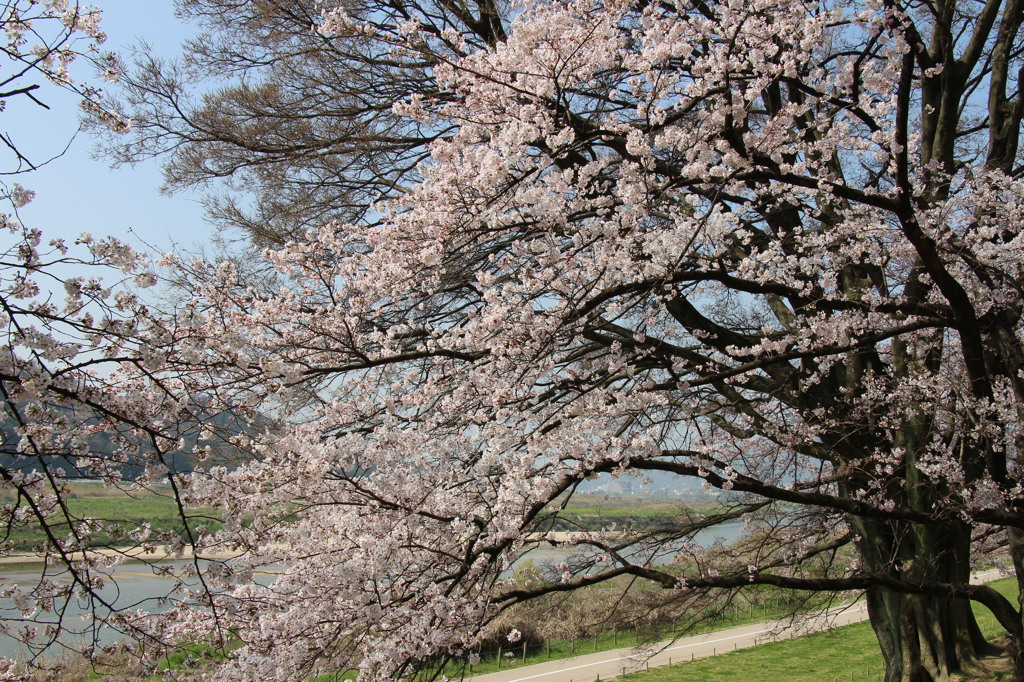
left=470, top=569, right=1007, bottom=682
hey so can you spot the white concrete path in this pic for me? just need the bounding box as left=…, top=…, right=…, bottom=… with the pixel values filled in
left=469, top=569, right=1007, bottom=682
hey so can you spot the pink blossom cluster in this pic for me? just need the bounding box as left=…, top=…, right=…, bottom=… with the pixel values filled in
left=3, top=0, right=1023, bottom=677
left=127, top=0, right=1024, bottom=677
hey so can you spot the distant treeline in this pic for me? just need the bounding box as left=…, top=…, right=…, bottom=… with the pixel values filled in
left=0, top=399, right=255, bottom=481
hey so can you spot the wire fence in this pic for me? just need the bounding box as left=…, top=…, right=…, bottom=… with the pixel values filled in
left=446, top=590, right=867, bottom=678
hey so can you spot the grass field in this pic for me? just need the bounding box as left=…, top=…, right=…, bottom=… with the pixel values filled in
left=544, top=494, right=714, bottom=531
left=556, top=495, right=711, bottom=518
left=439, top=585, right=844, bottom=677
left=0, top=489, right=700, bottom=551
left=616, top=577, right=1018, bottom=682
left=0, top=482, right=222, bottom=550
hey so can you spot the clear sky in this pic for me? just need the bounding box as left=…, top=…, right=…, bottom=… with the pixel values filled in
left=3, top=1, right=212, bottom=253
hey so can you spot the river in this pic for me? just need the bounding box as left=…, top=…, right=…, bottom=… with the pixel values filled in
left=0, top=521, right=744, bottom=661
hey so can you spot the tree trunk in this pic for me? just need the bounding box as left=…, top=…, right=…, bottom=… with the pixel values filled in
left=1007, top=526, right=1024, bottom=680
left=866, top=587, right=990, bottom=682
left=853, top=516, right=993, bottom=681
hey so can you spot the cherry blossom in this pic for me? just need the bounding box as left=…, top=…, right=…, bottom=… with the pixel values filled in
left=146, top=0, right=1024, bottom=679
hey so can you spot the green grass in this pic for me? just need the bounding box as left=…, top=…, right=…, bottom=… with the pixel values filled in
left=1, top=489, right=706, bottom=550
left=432, top=588, right=837, bottom=677
left=624, top=621, right=885, bottom=681
left=3, top=490, right=705, bottom=551
left=616, top=577, right=1018, bottom=682
left=544, top=495, right=714, bottom=531
left=974, top=578, right=1020, bottom=639
left=558, top=495, right=708, bottom=518
left=0, top=483, right=222, bottom=551
left=75, top=579, right=1017, bottom=682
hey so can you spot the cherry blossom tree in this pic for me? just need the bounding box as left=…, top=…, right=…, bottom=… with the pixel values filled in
left=0, top=217, right=175, bottom=651
left=0, top=3, right=225, bottom=672
left=0, top=220, right=256, bottom=674
left=140, top=0, right=1024, bottom=680
left=0, top=0, right=127, bottom=171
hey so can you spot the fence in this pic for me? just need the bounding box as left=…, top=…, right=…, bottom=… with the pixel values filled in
left=449, top=590, right=859, bottom=677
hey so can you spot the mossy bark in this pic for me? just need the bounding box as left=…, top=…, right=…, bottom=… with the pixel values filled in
left=853, top=516, right=994, bottom=682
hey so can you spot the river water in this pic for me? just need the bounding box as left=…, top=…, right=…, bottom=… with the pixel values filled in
left=0, top=521, right=743, bottom=661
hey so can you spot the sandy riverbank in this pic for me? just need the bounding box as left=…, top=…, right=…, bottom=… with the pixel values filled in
left=0, top=544, right=246, bottom=568
left=0, top=528, right=717, bottom=569
left=0, top=533, right=586, bottom=568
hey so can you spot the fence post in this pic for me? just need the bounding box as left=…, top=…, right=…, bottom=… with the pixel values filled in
left=523, top=642, right=527, bottom=662
left=498, top=646, right=502, bottom=668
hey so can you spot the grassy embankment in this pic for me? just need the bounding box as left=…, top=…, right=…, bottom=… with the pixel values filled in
left=36, top=486, right=1004, bottom=681
left=0, top=482, right=222, bottom=553
left=539, top=493, right=717, bottom=531
left=617, top=575, right=1019, bottom=681
left=0, top=488, right=701, bottom=554
left=415, top=577, right=1015, bottom=681
left=439, top=587, right=833, bottom=678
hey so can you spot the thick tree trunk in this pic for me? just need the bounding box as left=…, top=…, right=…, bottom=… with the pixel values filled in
left=853, top=517, right=993, bottom=682
left=866, top=587, right=990, bottom=682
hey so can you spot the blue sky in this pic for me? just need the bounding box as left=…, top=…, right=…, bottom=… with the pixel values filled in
left=4, top=1, right=211, bottom=253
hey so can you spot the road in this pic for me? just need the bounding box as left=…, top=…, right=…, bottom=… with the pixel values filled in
left=470, top=569, right=1006, bottom=682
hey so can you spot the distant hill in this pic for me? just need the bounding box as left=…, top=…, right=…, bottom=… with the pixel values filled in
left=0, top=399, right=255, bottom=481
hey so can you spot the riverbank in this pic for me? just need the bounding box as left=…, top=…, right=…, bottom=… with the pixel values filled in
left=0, top=532, right=592, bottom=568
left=0, top=543, right=246, bottom=568
left=0, top=528, right=723, bottom=569
left=0, top=487, right=709, bottom=560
